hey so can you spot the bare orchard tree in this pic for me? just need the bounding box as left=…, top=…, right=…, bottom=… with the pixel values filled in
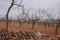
left=40, top=9, right=47, bottom=28
left=37, top=9, right=45, bottom=26
left=41, top=9, right=54, bottom=28
left=1, top=17, right=6, bottom=22
left=55, top=17, right=60, bottom=35
left=25, top=9, right=33, bottom=25
left=31, top=13, right=40, bottom=30
left=16, top=0, right=24, bottom=28
left=5, top=0, right=23, bottom=30
left=17, top=16, right=22, bottom=28
left=24, top=9, right=31, bottom=24
left=31, top=14, right=36, bottom=29
left=5, top=0, right=14, bottom=31
left=17, top=14, right=26, bottom=28
left=41, top=9, right=60, bottom=35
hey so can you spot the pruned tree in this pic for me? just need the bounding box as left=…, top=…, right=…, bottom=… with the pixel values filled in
left=31, top=12, right=40, bottom=30
left=5, top=0, right=24, bottom=30
left=17, top=15, right=22, bottom=28
left=41, top=9, right=54, bottom=28
left=41, top=9, right=60, bottom=35
left=5, top=0, right=14, bottom=31
left=40, top=9, right=47, bottom=28
left=31, top=16, right=36, bottom=29
left=55, top=17, right=60, bottom=35
left=1, top=17, right=6, bottom=22
left=37, top=9, right=45, bottom=26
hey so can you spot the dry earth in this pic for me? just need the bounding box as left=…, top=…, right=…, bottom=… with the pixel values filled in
left=0, top=22, right=60, bottom=37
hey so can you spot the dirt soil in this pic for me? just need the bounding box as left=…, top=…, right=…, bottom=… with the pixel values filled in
left=0, top=22, right=60, bottom=37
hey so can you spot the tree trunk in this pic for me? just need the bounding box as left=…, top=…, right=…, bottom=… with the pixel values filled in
left=55, top=25, right=58, bottom=35
left=32, top=21, right=35, bottom=30
left=20, top=22, right=22, bottom=28
left=32, top=23, right=35, bottom=30
left=44, top=23, right=46, bottom=28
left=5, top=0, right=14, bottom=31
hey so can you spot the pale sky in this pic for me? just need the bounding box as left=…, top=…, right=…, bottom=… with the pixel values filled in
left=0, top=0, right=60, bottom=19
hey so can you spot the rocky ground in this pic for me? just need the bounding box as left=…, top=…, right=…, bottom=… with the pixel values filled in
left=0, top=29, right=59, bottom=40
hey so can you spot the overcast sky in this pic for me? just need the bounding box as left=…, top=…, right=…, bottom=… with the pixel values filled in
left=0, top=0, right=60, bottom=19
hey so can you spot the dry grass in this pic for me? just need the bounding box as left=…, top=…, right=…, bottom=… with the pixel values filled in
left=0, top=22, right=60, bottom=37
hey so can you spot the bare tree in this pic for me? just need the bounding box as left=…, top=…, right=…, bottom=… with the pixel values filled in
left=41, top=9, right=54, bottom=28
left=41, top=9, right=60, bottom=35
left=55, top=18, right=60, bottom=35
left=5, top=0, right=14, bottom=31
left=5, top=0, right=24, bottom=30
left=31, top=12, right=40, bottom=29
left=17, top=15, right=22, bottom=28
